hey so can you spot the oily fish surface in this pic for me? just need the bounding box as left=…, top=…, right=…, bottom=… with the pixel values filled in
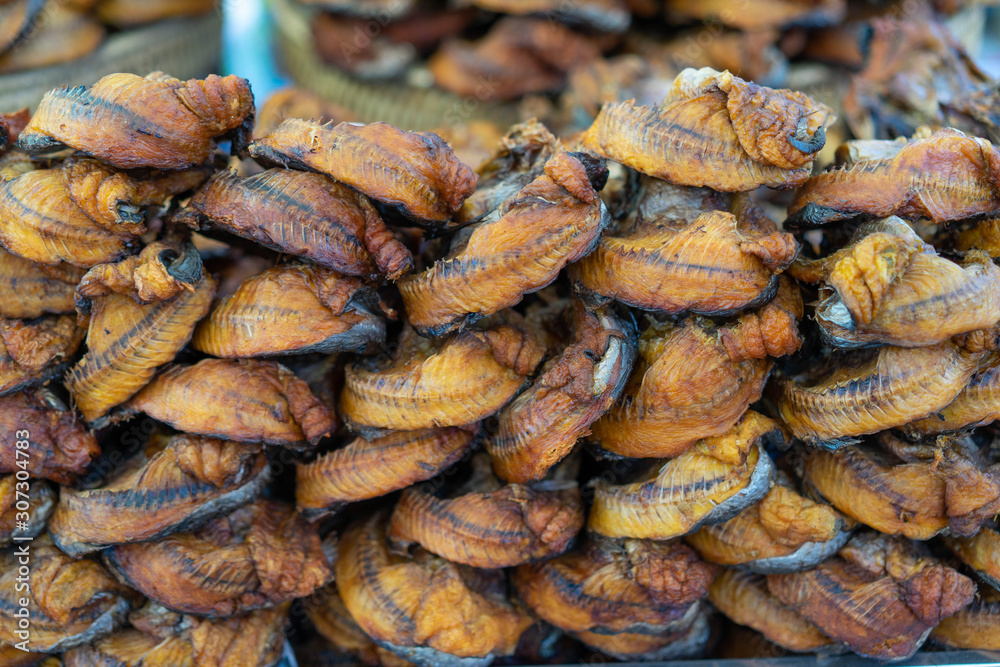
left=590, top=318, right=770, bottom=458
left=588, top=410, right=776, bottom=539
left=340, top=321, right=543, bottom=432
left=904, top=351, right=1000, bottom=436
left=398, top=152, right=608, bottom=337
left=336, top=512, right=532, bottom=661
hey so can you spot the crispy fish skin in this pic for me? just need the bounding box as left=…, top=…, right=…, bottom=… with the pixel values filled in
left=930, top=585, right=1000, bottom=649
left=1, top=314, right=83, bottom=396
left=793, top=219, right=1000, bottom=348
left=904, top=352, right=1000, bottom=436
left=387, top=481, right=583, bottom=569
left=104, top=500, right=333, bottom=617
left=787, top=129, right=1000, bottom=226
left=0, top=389, right=98, bottom=484
left=574, top=610, right=711, bottom=661
left=686, top=475, right=847, bottom=573
left=804, top=444, right=1000, bottom=540
left=398, top=152, right=609, bottom=337
left=336, top=512, right=533, bottom=663
left=49, top=434, right=270, bottom=557
left=18, top=72, right=255, bottom=169
left=580, top=67, right=833, bottom=191
left=192, top=264, right=386, bottom=358
left=512, top=538, right=716, bottom=635
left=588, top=411, right=777, bottom=540
left=0, top=167, right=132, bottom=268
left=0, top=248, right=80, bottom=318
left=187, top=169, right=412, bottom=279
left=341, top=321, right=544, bottom=434
left=958, top=218, right=1000, bottom=257
left=248, top=118, right=477, bottom=224
left=124, top=358, right=336, bottom=447
left=0, top=475, right=54, bottom=546
left=570, top=209, right=796, bottom=316
left=0, top=534, right=136, bottom=652
left=589, top=317, right=771, bottom=459
left=767, top=533, right=976, bottom=661
left=65, top=252, right=215, bottom=423
left=945, top=527, right=1000, bottom=590
left=708, top=569, right=835, bottom=653
left=487, top=303, right=635, bottom=483
left=306, top=582, right=387, bottom=666
left=297, top=428, right=475, bottom=520
left=774, top=343, right=982, bottom=446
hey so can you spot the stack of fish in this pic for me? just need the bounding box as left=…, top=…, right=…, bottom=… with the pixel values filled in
left=0, top=60, right=998, bottom=667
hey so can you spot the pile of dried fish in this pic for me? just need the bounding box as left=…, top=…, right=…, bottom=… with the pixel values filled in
left=1, top=45, right=999, bottom=666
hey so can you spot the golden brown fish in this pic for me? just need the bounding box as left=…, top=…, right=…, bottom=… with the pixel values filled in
left=0, top=475, right=54, bottom=546
left=66, top=243, right=215, bottom=422
left=95, top=0, right=215, bottom=26
left=791, top=217, right=1000, bottom=347
left=904, top=352, right=1000, bottom=436
left=0, top=248, right=81, bottom=318
left=337, top=512, right=533, bottom=665
left=588, top=316, right=772, bottom=459
left=297, top=427, right=475, bottom=520
left=122, top=358, right=336, bottom=448
left=0, top=388, right=98, bottom=484
left=0, top=108, right=29, bottom=156
left=686, top=471, right=849, bottom=573
left=340, top=317, right=544, bottom=435
left=249, top=118, right=476, bottom=225
left=387, top=454, right=583, bottom=568
left=773, top=342, right=982, bottom=447
left=708, top=569, right=835, bottom=653
left=455, top=0, right=629, bottom=32
left=18, top=72, right=255, bottom=169
left=580, top=67, right=833, bottom=191
left=49, top=434, right=270, bottom=556
left=1, top=314, right=83, bottom=395
left=945, top=527, right=1000, bottom=590
left=663, top=0, right=844, bottom=30
left=487, top=301, right=635, bottom=483
left=588, top=411, right=777, bottom=540
left=184, top=169, right=412, bottom=279
left=930, top=584, right=1000, bottom=649
left=787, top=129, right=1000, bottom=227
left=767, top=532, right=976, bottom=661
left=0, top=534, right=137, bottom=652
left=192, top=263, right=386, bottom=357
left=305, top=582, right=407, bottom=667
left=398, top=152, right=609, bottom=337
left=105, top=500, right=334, bottom=617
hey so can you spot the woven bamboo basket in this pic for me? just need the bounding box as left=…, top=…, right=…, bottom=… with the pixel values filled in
left=0, top=11, right=222, bottom=113
left=268, top=0, right=519, bottom=131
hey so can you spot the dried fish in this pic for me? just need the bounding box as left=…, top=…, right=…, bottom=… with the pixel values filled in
left=399, top=152, right=609, bottom=337
left=773, top=342, right=982, bottom=447
left=767, top=532, right=976, bottom=661
left=787, top=129, right=1000, bottom=227
left=104, top=500, right=334, bottom=617
left=48, top=434, right=270, bottom=556
left=513, top=538, right=715, bottom=637
left=0, top=388, right=98, bottom=484
left=455, top=0, right=630, bottom=32
left=0, top=248, right=81, bottom=318
left=192, top=263, right=386, bottom=357
left=574, top=613, right=711, bottom=662
left=588, top=316, right=772, bottom=459
left=297, top=427, right=475, bottom=520
left=249, top=119, right=476, bottom=225
left=0, top=108, right=29, bottom=155
left=305, top=582, right=403, bottom=667
left=686, top=471, right=850, bottom=574
left=65, top=243, right=215, bottom=422
left=709, top=569, right=835, bottom=653
left=663, top=0, right=844, bottom=30
left=1, top=314, right=83, bottom=396
left=0, top=534, right=136, bottom=652
left=570, top=209, right=798, bottom=317
left=184, top=169, right=412, bottom=279
left=340, top=318, right=543, bottom=435
left=904, top=352, right=1000, bottom=436
left=95, top=0, right=215, bottom=26
left=790, top=217, right=1000, bottom=347
left=387, top=454, right=583, bottom=568
left=336, top=512, right=533, bottom=666
left=930, top=584, right=1000, bottom=649
left=487, top=301, right=635, bottom=483
left=588, top=411, right=776, bottom=540
left=945, top=526, right=1000, bottom=589
left=19, top=72, right=255, bottom=169
left=0, top=475, right=54, bottom=546
left=121, top=358, right=336, bottom=448
left=581, top=67, right=834, bottom=191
